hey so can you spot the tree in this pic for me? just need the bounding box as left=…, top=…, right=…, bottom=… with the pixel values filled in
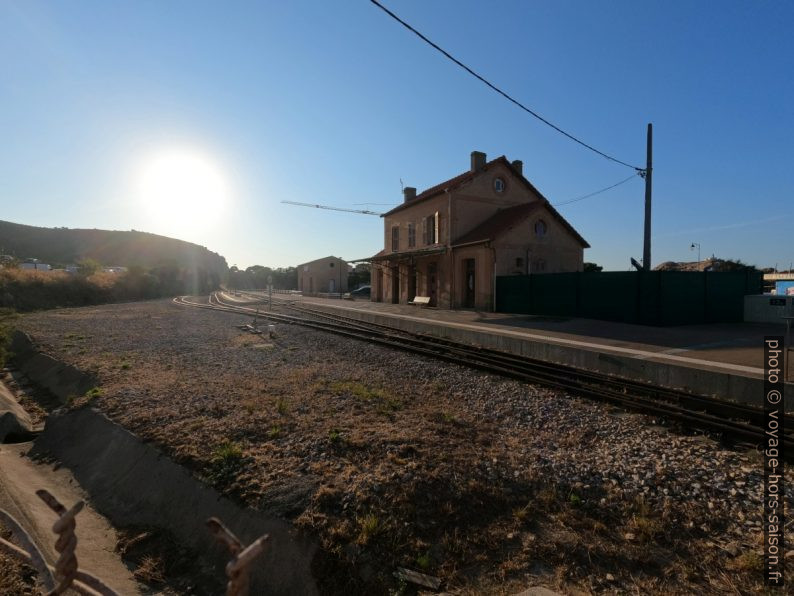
left=77, top=258, right=101, bottom=276
left=718, top=259, right=758, bottom=272
left=583, top=262, right=603, bottom=273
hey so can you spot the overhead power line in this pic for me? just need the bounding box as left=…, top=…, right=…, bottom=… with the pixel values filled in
left=554, top=173, right=640, bottom=207
left=281, top=201, right=381, bottom=216
left=370, top=0, right=644, bottom=172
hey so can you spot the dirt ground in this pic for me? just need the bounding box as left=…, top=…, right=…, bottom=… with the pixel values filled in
left=13, top=298, right=793, bottom=594
left=0, top=521, right=36, bottom=595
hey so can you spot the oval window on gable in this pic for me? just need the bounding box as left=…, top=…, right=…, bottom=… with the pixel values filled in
left=534, top=219, right=547, bottom=237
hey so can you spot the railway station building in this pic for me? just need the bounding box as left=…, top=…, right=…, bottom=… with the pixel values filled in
left=297, top=255, right=349, bottom=294
left=370, top=151, right=589, bottom=310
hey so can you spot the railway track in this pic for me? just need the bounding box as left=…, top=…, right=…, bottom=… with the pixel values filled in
left=174, top=292, right=794, bottom=457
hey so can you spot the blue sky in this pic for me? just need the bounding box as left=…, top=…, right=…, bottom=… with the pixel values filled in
left=2, top=1, right=792, bottom=271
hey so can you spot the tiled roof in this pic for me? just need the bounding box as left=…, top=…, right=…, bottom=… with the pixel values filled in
left=380, top=155, right=589, bottom=248
left=370, top=246, right=447, bottom=262
left=452, top=202, right=541, bottom=246
left=452, top=201, right=590, bottom=248
left=381, top=156, right=511, bottom=217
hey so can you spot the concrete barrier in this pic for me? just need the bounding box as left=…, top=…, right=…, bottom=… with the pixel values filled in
left=11, top=334, right=320, bottom=594
left=10, top=331, right=96, bottom=403
left=0, top=382, right=34, bottom=441
left=33, top=408, right=319, bottom=595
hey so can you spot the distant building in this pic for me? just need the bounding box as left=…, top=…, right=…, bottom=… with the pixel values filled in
left=370, top=151, right=588, bottom=309
left=20, top=261, right=51, bottom=271
left=102, top=266, right=128, bottom=274
left=297, top=256, right=349, bottom=294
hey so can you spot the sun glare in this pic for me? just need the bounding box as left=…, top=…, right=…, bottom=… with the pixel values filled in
left=137, top=148, right=230, bottom=233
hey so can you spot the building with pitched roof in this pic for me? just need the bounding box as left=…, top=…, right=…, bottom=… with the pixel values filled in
left=370, top=151, right=589, bottom=309
left=297, top=255, right=348, bottom=294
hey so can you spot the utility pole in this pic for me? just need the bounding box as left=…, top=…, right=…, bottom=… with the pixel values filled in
left=642, top=123, right=653, bottom=271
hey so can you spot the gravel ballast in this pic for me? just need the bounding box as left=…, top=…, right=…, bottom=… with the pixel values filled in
left=15, top=298, right=794, bottom=594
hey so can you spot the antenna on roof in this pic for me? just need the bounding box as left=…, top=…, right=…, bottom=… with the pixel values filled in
left=400, top=178, right=404, bottom=191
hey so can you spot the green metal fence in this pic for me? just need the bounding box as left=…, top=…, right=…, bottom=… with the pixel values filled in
left=495, top=270, right=762, bottom=325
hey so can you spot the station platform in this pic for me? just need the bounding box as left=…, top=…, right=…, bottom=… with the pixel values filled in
left=281, top=295, right=794, bottom=411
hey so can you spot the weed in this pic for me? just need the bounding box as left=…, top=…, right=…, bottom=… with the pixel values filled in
left=206, top=441, right=245, bottom=491
left=356, top=513, right=380, bottom=545
left=631, top=514, right=662, bottom=541
left=213, top=441, right=243, bottom=461
left=568, top=493, right=582, bottom=507
left=416, top=551, right=432, bottom=571
left=84, top=386, right=103, bottom=400
left=536, top=486, right=558, bottom=508
left=730, top=551, right=764, bottom=573
left=133, top=555, right=165, bottom=584
left=377, top=397, right=403, bottom=417
left=330, top=380, right=402, bottom=416
left=513, top=503, right=532, bottom=522
left=328, top=428, right=342, bottom=444
left=120, top=361, right=131, bottom=370
left=427, top=379, right=445, bottom=394
left=268, top=425, right=281, bottom=439
left=276, top=397, right=289, bottom=415
left=329, top=380, right=387, bottom=401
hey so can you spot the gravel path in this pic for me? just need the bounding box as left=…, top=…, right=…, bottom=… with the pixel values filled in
left=16, top=298, right=793, bottom=595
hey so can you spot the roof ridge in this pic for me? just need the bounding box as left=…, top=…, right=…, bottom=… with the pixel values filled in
left=382, top=156, right=511, bottom=217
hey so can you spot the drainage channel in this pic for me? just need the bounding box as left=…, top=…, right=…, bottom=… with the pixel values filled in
left=1, top=332, right=320, bottom=595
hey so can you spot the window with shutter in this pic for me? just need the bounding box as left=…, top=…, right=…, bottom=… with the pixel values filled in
left=392, top=226, right=399, bottom=252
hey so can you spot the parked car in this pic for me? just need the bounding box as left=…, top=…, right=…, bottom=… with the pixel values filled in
left=350, top=285, right=371, bottom=298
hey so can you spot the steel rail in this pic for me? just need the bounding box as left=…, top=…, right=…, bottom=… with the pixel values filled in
left=174, top=294, right=793, bottom=455
left=233, top=293, right=790, bottom=430
left=211, top=293, right=794, bottom=440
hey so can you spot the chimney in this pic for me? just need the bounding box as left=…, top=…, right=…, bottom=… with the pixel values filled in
left=403, top=186, right=416, bottom=203
left=470, top=151, right=486, bottom=172
left=511, top=160, right=523, bottom=175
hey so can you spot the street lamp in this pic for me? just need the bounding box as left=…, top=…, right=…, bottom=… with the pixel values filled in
left=690, top=242, right=701, bottom=269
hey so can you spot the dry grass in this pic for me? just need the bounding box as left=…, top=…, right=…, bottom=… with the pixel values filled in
left=17, top=300, right=793, bottom=595
left=115, top=526, right=222, bottom=594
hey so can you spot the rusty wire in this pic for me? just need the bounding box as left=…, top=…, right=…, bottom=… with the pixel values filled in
left=207, top=517, right=269, bottom=596
left=35, top=489, right=119, bottom=596
left=0, top=500, right=117, bottom=595
left=36, top=489, right=82, bottom=594
left=3, top=487, right=268, bottom=595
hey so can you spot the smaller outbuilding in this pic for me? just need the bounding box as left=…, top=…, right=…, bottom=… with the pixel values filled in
left=297, top=255, right=349, bottom=294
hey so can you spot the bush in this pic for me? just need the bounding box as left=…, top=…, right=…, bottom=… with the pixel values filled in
left=0, top=265, right=220, bottom=312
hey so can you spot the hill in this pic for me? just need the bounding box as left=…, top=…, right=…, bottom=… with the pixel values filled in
left=0, top=220, right=228, bottom=275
